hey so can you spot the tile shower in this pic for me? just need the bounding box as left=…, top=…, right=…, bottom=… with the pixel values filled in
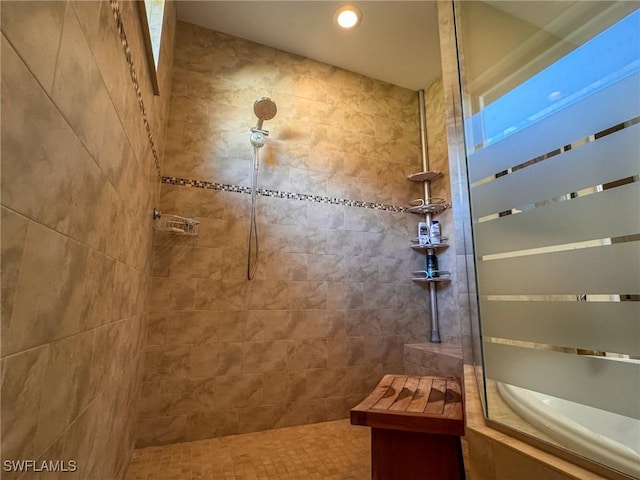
left=137, top=21, right=458, bottom=447
left=3, top=2, right=632, bottom=479
left=0, top=0, right=461, bottom=477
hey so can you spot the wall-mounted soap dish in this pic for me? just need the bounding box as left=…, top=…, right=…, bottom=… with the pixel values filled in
left=152, top=209, right=199, bottom=235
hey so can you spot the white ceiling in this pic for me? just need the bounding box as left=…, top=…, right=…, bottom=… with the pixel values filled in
left=176, top=1, right=442, bottom=91
left=175, top=1, right=638, bottom=92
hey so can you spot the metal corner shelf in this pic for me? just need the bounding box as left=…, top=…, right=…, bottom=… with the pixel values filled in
left=407, top=195, right=451, bottom=215
left=411, top=270, right=452, bottom=285
left=410, top=238, right=449, bottom=252
left=407, top=203, right=451, bottom=215
left=412, top=277, right=452, bottom=284
left=407, top=171, right=443, bottom=182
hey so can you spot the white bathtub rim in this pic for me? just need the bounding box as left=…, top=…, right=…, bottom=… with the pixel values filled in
left=496, top=382, right=640, bottom=479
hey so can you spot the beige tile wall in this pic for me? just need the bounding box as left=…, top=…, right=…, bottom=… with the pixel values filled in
left=1, top=1, right=175, bottom=478
left=137, top=21, right=438, bottom=446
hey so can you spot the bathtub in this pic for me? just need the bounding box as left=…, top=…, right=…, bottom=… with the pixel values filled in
left=497, top=382, right=640, bottom=478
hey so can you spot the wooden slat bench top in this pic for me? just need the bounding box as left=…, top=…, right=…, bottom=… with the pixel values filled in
left=351, top=374, right=464, bottom=436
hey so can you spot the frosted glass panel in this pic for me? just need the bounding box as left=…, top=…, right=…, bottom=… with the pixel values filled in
left=478, top=242, right=639, bottom=295
left=471, top=123, right=640, bottom=218
left=458, top=4, right=640, bottom=475
left=482, top=301, right=640, bottom=356
left=465, top=8, right=639, bottom=151
left=484, top=342, right=640, bottom=419
left=467, top=73, right=639, bottom=182
left=475, top=182, right=640, bottom=256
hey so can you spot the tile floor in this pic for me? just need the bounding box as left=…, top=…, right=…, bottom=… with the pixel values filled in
left=124, top=420, right=371, bottom=480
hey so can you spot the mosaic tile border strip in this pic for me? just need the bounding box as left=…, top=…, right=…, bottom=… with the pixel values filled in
left=110, top=0, right=162, bottom=179
left=162, top=176, right=410, bottom=213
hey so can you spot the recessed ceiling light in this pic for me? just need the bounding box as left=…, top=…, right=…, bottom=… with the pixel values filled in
left=334, top=6, right=362, bottom=30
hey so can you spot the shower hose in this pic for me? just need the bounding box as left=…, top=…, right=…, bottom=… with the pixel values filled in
left=247, top=146, right=260, bottom=280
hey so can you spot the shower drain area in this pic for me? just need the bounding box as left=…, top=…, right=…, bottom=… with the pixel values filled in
left=124, top=419, right=370, bottom=479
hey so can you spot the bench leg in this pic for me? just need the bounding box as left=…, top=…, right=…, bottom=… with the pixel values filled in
left=371, top=428, right=465, bottom=480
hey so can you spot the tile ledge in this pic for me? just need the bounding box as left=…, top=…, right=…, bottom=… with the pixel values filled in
left=463, top=364, right=610, bottom=480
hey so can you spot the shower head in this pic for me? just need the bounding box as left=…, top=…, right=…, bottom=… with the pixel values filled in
left=253, top=97, right=277, bottom=130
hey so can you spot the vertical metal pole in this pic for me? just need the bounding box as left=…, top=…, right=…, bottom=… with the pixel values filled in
left=418, top=89, right=441, bottom=343
left=428, top=274, right=441, bottom=342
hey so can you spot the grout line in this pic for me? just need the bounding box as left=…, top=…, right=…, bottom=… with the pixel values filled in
left=49, top=0, right=69, bottom=96
left=2, top=24, right=130, bottom=204
left=0, top=206, right=145, bottom=272
left=77, top=0, right=154, bottom=191
left=0, top=314, right=143, bottom=362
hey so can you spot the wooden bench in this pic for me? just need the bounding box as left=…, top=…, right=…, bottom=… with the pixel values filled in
left=351, top=374, right=465, bottom=480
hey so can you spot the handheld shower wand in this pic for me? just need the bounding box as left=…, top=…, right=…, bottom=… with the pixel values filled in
left=250, top=97, right=276, bottom=170
left=247, top=97, right=277, bottom=280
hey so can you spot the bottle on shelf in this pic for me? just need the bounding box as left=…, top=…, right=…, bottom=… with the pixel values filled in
left=426, top=253, right=439, bottom=278
left=429, top=220, right=441, bottom=244
left=418, top=222, right=430, bottom=245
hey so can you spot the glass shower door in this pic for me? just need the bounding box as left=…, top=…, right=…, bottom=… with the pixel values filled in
left=455, top=2, right=640, bottom=477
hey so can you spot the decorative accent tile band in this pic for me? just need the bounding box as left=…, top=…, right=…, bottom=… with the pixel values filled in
left=110, top=0, right=162, bottom=179
left=162, top=176, right=410, bottom=213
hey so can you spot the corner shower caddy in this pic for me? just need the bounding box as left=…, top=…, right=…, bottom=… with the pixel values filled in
left=407, top=171, right=451, bottom=285
left=408, top=89, right=452, bottom=344
left=407, top=166, right=451, bottom=343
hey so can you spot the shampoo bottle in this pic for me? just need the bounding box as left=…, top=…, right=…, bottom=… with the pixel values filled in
left=418, top=222, right=429, bottom=245
left=430, top=220, right=441, bottom=244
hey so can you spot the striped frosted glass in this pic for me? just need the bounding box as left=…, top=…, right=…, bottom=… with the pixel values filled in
left=481, top=300, right=640, bottom=357
left=471, top=123, right=640, bottom=218
left=465, top=8, right=640, bottom=440
left=467, top=73, right=640, bottom=182
left=484, top=342, right=640, bottom=420
left=477, top=242, right=639, bottom=295
left=475, top=182, right=640, bottom=256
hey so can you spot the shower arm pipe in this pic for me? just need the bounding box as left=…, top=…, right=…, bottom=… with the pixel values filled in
left=418, top=89, right=441, bottom=343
